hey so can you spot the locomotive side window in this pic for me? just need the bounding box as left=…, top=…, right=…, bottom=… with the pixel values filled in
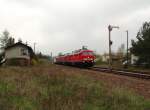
left=88, top=52, right=94, bottom=55
left=82, top=52, right=93, bottom=55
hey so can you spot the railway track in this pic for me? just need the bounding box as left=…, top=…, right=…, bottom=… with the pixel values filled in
left=88, top=67, right=150, bottom=80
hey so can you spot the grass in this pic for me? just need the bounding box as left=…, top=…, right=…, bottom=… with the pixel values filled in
left=0, top=64, right=149, bottom=110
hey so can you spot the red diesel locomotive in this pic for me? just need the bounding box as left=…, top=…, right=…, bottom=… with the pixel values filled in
left=54, top=49, right=95, bottom=67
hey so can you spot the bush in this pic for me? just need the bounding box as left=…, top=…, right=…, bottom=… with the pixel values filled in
left=31, top=59, right=38, bottom=66
left=95, top=58, right=107, bottom=65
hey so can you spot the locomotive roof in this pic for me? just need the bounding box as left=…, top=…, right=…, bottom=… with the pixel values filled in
left=75, top=49, right=93, bottom=53
left=56, top=49, right=93, bottom=57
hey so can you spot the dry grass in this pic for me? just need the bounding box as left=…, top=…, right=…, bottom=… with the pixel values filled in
left=0, top=63, right=149, bottom=110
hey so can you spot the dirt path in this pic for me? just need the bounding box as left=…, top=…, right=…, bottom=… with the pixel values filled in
left=53, top=65, right=150, bottom=99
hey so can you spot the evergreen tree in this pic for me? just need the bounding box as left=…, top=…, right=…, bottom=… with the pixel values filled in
left=0, top=30, right=15, bottom=50
left=131, top=22, right=150, bottom=66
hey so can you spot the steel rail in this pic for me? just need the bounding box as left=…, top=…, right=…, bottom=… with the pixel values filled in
left=88, top=67, right=150, bottom=80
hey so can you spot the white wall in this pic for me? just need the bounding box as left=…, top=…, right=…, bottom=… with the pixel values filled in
left=131, top=54, right=139, bottom=64
left=5, top=46, right=30, bottom=60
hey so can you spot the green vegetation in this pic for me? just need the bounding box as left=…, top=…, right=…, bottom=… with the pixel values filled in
left=0, top=30, right=15, bottom=50
left=0, top=65, right=149, bottom=110
left=95, top=55, right=107, bottom=66
left=131, top=22, right=150, bottom=67
left=95, top=58, right=105, bottom=65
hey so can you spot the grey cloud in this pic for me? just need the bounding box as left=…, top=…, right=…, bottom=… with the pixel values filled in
left=1, top=0, right=150, bottom=55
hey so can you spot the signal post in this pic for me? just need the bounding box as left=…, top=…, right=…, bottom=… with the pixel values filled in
left=108, top=25, right=119, bottom=71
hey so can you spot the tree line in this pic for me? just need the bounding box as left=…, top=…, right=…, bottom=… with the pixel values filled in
left=0, top=30, right=51, bottom=62
left=1, top=21, right=150, bottom=66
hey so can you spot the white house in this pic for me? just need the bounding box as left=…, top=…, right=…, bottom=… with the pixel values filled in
left=131, top=54, right=139, bottom=65
left=5, top=42, right=35, bottom=66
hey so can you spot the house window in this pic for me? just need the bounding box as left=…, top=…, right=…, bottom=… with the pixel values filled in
left=21, top=48, right=28, bottom=56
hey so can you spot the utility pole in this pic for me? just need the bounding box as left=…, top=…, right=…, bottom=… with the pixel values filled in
left=34, top=42, right=37, bottom=53
left=51, top=52, right=53, bottom=63
left=108, top=25, right=112, bottom=70
left=108, top=25, right=119, bottom=71
left=126, top=30, right=129, bottom=68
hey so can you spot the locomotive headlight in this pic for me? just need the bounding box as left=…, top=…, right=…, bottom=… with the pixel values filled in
left=83, top=58, right=93, bottom=60
left=83, top=58, right=87, bottom=60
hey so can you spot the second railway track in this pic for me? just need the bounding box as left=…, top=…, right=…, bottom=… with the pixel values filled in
left=88, top=67, right=150, bottom=80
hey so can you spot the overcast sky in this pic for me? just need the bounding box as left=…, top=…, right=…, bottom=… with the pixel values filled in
left=0, top=0, right=150, bottom=55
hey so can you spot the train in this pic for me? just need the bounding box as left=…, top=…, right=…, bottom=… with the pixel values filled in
left=54, top=48, right=96, bottom=67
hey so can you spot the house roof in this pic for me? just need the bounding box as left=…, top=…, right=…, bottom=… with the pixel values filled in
left=6, top=42, right=32, bottom=50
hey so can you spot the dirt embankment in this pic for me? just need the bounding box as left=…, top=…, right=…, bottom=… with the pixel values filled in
left=54, top=65, right=150, bottom=99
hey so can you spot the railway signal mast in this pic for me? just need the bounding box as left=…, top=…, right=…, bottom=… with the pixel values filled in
left=108, top=25, right=119, bottom=71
